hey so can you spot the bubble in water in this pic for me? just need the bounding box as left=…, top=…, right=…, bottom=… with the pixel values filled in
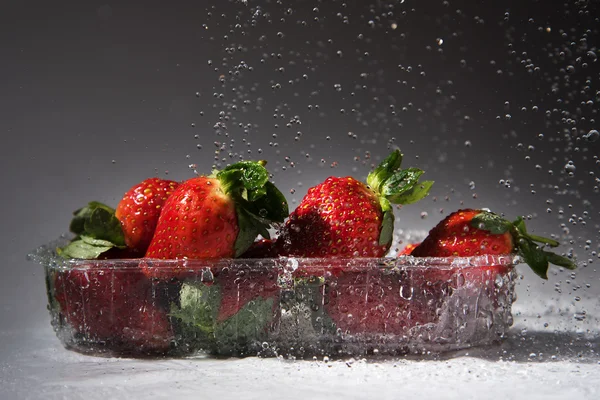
left=583, top=129, right=599, bottom=142
left=564, top=161, right=576, bottom=173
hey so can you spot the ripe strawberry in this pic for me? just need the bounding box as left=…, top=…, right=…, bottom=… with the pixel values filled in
left=216, top=266, right=280, bottom=323
left=53, top=264, right=173, bottom=353
left=276, top=150, right=433, bottom=258
left=323, top=268, right=443, bottom=335
left=238, top=239, right=278, bottom=258
left=115, top=178, right=179, bottom=255
left=289, top=260, right=442, bottom=335
left=411, top=209, right=577, bottom=279
left=144, top=161, right=288, bottom=280
left=398, top=242, right=420, bottom=255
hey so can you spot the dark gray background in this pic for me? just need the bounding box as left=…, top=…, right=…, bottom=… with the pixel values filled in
left=1, top=0, right=598, bottom=374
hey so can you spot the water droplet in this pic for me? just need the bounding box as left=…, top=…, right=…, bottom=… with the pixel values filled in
left=564, top=161, right=576, bottom=173
left=584, top=129, right=599, bottom=142
left=399, top=284, right=413, bottom=300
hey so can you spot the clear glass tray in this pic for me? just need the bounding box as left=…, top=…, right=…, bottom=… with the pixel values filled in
left=29, top=237, right=517, bottom=358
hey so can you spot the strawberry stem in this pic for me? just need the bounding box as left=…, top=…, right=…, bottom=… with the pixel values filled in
left=216, top=160, right=288, bottom=257
left=367, top=150, right=433, bottom=247
left=472, top=211, right=576, bottom=279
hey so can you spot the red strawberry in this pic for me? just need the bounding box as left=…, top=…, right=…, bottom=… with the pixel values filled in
left=398, top=242, right=420, bottom=255
left=144, top=161, right=288, bottom=280
left=323, top=268, right=442, bottom=334
left=216, top=265, right=280, bottom=323
left=411, top=209, right=513, bottom=257
left=115, top=178, right=179, bottom=255
left=317, top=259, right=516, bottom=336
left=289, top=260, right=444, bottom=335
left=238, top=239, right=278, bottom=258
left=53, top=263, right=173, bottom=353
left=411, top=209, right=577, bottom=279
left=276, top=150, right=433, bottom=258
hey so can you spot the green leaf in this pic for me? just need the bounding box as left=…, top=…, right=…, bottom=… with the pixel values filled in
left=247, top=186, right=267, bottom=202
left=69, top=201, right=116, bottom=235
left=378, top=208, right=395, bottom=247
left=518, top=239, right=551, bottom=279
left=471, top=211, right=513, bottom=234
left=513, top=216, right=527, bottom=233
left=56, top=236, right=116, bottom=259
left=219, top=161, right=269, bottom=191
left=214, top=297, right=274, bottom=351
left=79, top=235, right=119, bottom=247
left=525, top=233, right=560, bottom=247
left=233, top=208, right=261, bottom=257
left=545, top=252, right=577, bottom=270
left=475, top=212, right=579, bottom=279
left=366, top=149, right=403, bottom=192
left=217, top=161, right=288, bottom=254
left=247, top=181, right=289, bottom=223
left=61, top=201, right=126, bottom=259
left=381, top=167, right=423, bottom=198
left=245, top=210, right=272, bottom=240
left=170, top=281, right=275, bottom=355
left=216, top=169, right=244, bottom=195
left=170, top=282, right=221, bottom=335
left=85, top=207, right=126, bottom=246
left=388, top=180, right=434, bottom=205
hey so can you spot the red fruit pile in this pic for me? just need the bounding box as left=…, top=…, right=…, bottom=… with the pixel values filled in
left=55, top=160, right=289, bottom=352
left=53, top=263, right=173, bottom=353
left=53, top=151, right=575, bottom=352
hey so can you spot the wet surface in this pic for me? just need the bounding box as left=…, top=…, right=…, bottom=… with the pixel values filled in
left=1, top=319, right=598, bottom=400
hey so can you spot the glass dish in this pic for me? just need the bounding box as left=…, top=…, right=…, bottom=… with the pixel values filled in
left=29, top=237, right=518, bottom=358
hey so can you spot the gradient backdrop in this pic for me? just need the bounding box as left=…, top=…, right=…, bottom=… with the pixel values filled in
left=1, top=0, right=598, bottom=367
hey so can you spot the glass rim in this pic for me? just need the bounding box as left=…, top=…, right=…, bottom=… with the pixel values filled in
left=28, top=237, right=521, bottom=271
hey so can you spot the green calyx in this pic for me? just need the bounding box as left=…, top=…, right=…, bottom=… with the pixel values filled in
left=170, top=282, right=274, bottom=355
left=57, top=201, right=126, bottom=259
left=471, top=211, right=577, bottom=279
left=214, top=160, right=289, bottom=257
left=367, top=150, right=433, bottom=247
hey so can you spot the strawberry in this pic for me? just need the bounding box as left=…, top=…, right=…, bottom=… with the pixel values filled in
left=411, top=209, right=577, bottom=279
left=144, top=161, right=288, bottom=280
left=238, top=238, right=278, bottom=258
left=323, top=268, right=442, bottom=335
left=398, top=242, right=420, bottom=255
left=53, top=263, right=173, bottom=353
left=115, top=178, right=179, bottom=255
left=276, top=150, right=433, bottom=258
left=288, top=260, right=443, bottom=336
left=215, top=265, right=280, bottom=323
